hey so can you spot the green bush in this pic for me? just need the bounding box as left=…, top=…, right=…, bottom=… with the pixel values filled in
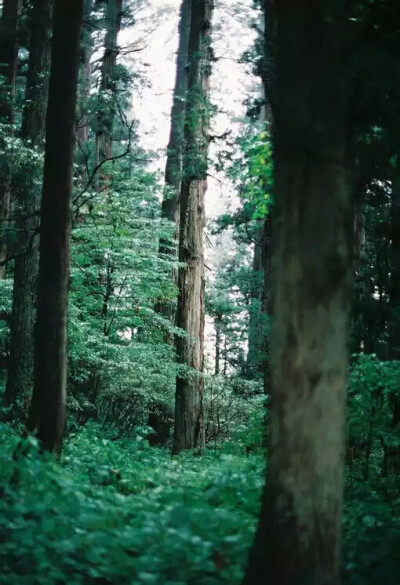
left=0, top=423, right=264, bottom=585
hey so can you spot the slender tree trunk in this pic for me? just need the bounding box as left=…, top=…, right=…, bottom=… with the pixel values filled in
left=388, top=174, right=400, bottom=427
left=156, top=0, right=192, bottom=332
left=95, top=0, right=122, bottom=167
left=4, top=0, right=53, bottom=415
left=262, top=212, right=272, bottom=393
left=160, top=0, right=191, bottom=250
left=243, top=0, right=352, bottom=583
left=214, top=312, right=222, bottom=375
left=27, top=0, right=83, bottom=454
left=223, top=335, right=228, bottom=376
left=172, top=0, right=214, bottom=454
left=259, top=0, right=274, bottom=394
left=77, top=0, right=94, bottom=144
left=0, top=0, right=22, bottom=278
left=246, top=222, right=264, bottom=377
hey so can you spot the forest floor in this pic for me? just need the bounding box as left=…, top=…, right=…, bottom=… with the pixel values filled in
left=0, top=423, right=399, bottom=585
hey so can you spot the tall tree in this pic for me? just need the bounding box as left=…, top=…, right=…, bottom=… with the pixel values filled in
left=160, top=0, right=191, bottom=255
left=77, top=0, right=95, bottom=144
left=4, top=0, right=54, bottom=415
left=172, top=0, right=214, bottom=454
left=243, top=0, right=353, bottom=583
left=0, top=0, right=22, bottom=277
left=156, top=0, right=192, bottom=332
left=95, top=0, right=122, bottom=168
left=388, top=173, right=400, bottom=427
left=27, top=0, right=84, bottom=454
left=245, top=221, right=264, bottom=378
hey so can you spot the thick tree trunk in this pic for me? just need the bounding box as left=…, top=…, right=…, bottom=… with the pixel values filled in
left=156, top=0, right=192, bottom=332
left=172, top=0, right=213, bottom=454
left=243, top=0, right=352, bottom=583
left=0, top=0, right=22, bottom=278
left=4, top=0, right=53, bottom=415
left=95, top=0, right=122, bottom=167
left=27, top=0, right=83, bottom=454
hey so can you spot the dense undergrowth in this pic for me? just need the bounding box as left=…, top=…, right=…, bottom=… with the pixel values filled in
left=1, top=420, right=399, bottom=585
left=0, top=423, right=263, bottom=585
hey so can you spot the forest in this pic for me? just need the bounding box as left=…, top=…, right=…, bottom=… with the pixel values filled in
left=0, top=0, right=399, bottom=583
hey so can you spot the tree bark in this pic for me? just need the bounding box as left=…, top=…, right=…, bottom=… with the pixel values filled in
left=246, top=221, right=264, bottom=377
left=156, top=0, right=192, bottom=332
left=95, top=0, right=122, bottom=167
left=161, top=0, right=191, bottom=246
left=172, top=0, right=213, bottom=454
left=0, top=0, right=22, bottom=278
left=214, top=313, right=222, bottom=376
left=388, top=174, right=400, bottom=426
left=4, top=0, right=53, bottom=416
left=77, top=0, right=94, bottom=144
left=243, top=0, right=352, bottom=583
left=27, top=0, right=83, bottom=454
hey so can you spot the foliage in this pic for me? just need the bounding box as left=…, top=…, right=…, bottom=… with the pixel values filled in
left=0, top=423, right=263, bottom=585
left=204, top=375, right=264, bottom=447
left=347, top=354, right=400, bottom=482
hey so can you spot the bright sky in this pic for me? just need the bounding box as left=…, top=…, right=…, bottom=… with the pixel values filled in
left=120, top=0, right=258, bottom=219
left=120, top=0, right=259, bottom=367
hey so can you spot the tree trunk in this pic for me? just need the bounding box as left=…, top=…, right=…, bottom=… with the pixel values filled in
left=243, top=0, right=352, bottom=583
left=388, top=174, right=400, bottom=427
left=262, top=212, right=272, bottom=393
left=214, top=313, right=222, bottom=375
left=95, top=0, right=122, bottom=167
left=27, top=0, right=83, bottom=454
left=156, top=0, right=192, bottom=332
left=4, top=0, right=53, bottom=416
left=246, top=222, right=264, bottom=377
left=172, top=0, right=213, bottom=454
left=160, top=0, right=191, bottom=248
left=77, top=0, right=94, bottom=144
left=0, top=0, right=22, bottom=278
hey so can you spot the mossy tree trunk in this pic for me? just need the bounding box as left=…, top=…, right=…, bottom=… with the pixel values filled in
left=172, top=0, right=214, bottom=454
left=27, top=0, right=83, bottom=454
left=243, top=0, right=352, bottom=583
